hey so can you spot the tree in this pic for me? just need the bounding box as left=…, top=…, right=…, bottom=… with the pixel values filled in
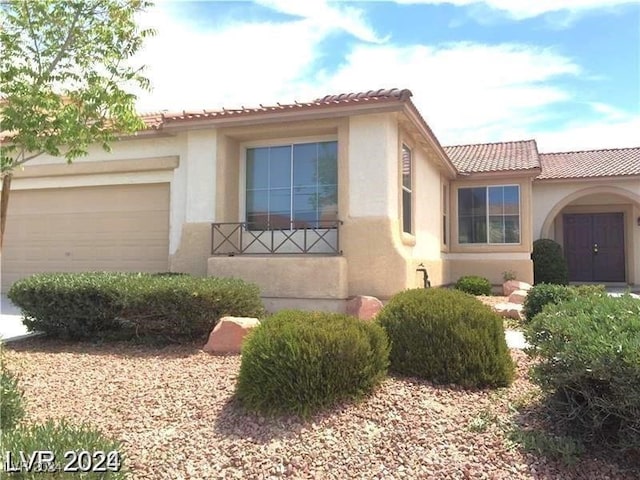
left=0, top=0, right=154, bottom=249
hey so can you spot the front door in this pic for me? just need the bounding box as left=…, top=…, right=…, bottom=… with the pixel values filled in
left=563, top=213, right=625, bottom=282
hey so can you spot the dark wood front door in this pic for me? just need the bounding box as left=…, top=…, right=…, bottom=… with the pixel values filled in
left=563, top=213, right=625, bottom=282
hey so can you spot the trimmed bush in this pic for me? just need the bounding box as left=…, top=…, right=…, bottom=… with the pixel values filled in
left=7, top=273, right=127, bottom=339
left=524, top=294, right=640, bottom=451
left=377, top=288, right=514, bottom=388
left=523, top=283, right=607, bottom=322
left=454, top=275, right=492, bottom=296
left=532, top=239, right=569, bottom=285
left=236, top=310, right=389, bottom=417
left=2, top=419, right=126, bottom=478
left=0, top=362, right=25, bottom=430
left=120, top=275, right=264, bottom=339
left=8, top=272, right=264, bottom=341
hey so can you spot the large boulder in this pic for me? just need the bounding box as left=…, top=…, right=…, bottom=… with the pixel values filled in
left=508, top=289, right=529, bottom=305
left=502, top=280, right=532, bottom=297
left=346, top=295, right=384, bottom=321
left=493, top=302, right=523, bottom=320
left=203, top=316, right=260, bottom=355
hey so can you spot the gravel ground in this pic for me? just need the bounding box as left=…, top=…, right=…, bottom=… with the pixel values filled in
left=3, top=339, right=634, bottom=480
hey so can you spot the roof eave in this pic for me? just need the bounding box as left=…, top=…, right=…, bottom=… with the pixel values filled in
left=535, top=173, right=640, bottom=183
left=401, top=102, right=457, bottom=178
left=456, top=168, right=542, bottom=180
left=156, top=100, right=406, bottom=132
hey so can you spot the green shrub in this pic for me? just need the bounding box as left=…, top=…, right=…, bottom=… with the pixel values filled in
left=0, top=361, right=25, bottom=430
left=236, top=310, right=389, bottom=417
left=8, top=272, right=264, bottom=341
left=524, top=294, right=640, bottom=451
left=377, top=288, right=514, bottom=388
left=7, top=272, right=126, bottom=339
left=1, top=419, right=126, bottom=478
left=120, top=275, right=264, bottom=339
left=454, top=275, right=492, bottom=296
left=532, top=239, right=569, bottom=285
left=523, top=283, right=607, bottom=322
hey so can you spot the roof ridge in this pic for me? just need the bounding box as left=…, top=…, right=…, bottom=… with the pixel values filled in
left=443, top=139, right=536, bottom=149
left=540, top=146, right=640, bottom=155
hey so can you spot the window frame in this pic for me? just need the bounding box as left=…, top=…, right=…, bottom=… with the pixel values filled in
left=442, top=182, right=448, bottom=247
left=457, top=184, right=521, bottom=245
left=240, top=135, right=338, bottom=230
left=401, top=143, right=413, bottom=235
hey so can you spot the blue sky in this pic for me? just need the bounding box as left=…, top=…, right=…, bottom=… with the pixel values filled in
left=135, top=1, right=640, bottom=152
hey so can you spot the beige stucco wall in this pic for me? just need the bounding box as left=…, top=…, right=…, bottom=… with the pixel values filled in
left=533, top=178, right=640, bottom=285
left=208, top=256, right=348, bottom=299
left=10, top=134, right=190, bottom=256
left=203, top=112, right=452, bottom=300
left=442, top=175, right=536, bottom=285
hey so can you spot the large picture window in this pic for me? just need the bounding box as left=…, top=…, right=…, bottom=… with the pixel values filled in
left=246, top=141, right=338, bottom=229
left=458, top=185, right=520, bottom=244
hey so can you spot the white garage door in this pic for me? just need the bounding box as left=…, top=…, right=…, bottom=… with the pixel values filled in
left=2, top=183, right=170, bottom=291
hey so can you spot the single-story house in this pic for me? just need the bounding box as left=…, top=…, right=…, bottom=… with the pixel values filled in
left=3, top=89, right=639, bottom=310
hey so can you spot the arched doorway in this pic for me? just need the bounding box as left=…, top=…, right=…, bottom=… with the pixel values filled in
left=539, top=186, right=640, bottom=284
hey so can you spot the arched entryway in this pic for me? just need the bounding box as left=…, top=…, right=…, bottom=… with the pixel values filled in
left=540, top=186, right=640, bottom=285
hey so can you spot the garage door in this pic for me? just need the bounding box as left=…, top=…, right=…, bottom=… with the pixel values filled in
left=2, top=183, right=170, bottom=291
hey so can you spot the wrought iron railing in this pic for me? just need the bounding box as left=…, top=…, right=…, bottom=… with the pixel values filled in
left=211, top=221, right=342, bottom=255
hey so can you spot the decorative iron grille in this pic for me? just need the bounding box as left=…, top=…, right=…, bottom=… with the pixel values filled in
left=211, top=221, right=342, bottom=255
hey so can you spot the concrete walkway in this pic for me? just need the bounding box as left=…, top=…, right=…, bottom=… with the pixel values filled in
left=505, top=330, right=528, bottom=349
left=0, top=295, right=39, bottom=343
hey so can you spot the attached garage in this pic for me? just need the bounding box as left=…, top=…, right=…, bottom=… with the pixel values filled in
left=2, top=183, right=170, bottom=291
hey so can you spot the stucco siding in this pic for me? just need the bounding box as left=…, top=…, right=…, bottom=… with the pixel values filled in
left=347, top=114, right=398, bottom=218
left=533, top=178, right=640, bottom=285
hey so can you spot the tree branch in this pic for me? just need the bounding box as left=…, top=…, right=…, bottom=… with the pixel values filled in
left=41, top=2, right=84, bottom=81
left=13, top=150, right=44, bottom=167
left=24, top=0, right=43, bottom=78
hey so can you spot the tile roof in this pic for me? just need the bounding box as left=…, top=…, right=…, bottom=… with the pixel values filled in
left=140, top=88, right=413, bottom=128
left=538, top=147, right=640, bottom=179
left=443, top=140, right=540, bottom=174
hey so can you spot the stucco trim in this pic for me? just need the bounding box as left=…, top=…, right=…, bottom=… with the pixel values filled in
left=457, top=169, right=541, bottom=180
left=534, top=174, right=640, bottom=184
left=160, top=102, right=404, bottom=131
left=14, top=156, right=179, bottom=179
left=539, top=185, right=640, bottom=239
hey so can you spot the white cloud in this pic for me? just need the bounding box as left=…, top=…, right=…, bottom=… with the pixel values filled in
left=254, top=0, right=386, bottom=43
left=307, top=42, right=581, bottom=144
left=133, top=3, right=330, bottom=112
left=131, top=2, right=639, bottom=152
left=532, top=101, right=640, bottom=151
left=392, top=0, right=635, bottom=20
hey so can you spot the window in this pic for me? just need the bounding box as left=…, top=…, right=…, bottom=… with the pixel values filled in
left=458, top=185, right=520, bottom=244
left=245, top=141, right=338, bottom=229
left=401, top=145, right=413, bottom=234
left=442, top=184, right=448, bottom=245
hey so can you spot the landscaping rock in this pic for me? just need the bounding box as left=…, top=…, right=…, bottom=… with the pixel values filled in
left=502, top=280, right=532, bottom=297
left=508, top=289, right=528, bottom=305
left=203, top=316, right=260, bottom=355
left=493, top=302, right=523, bottom=320
left=346, top=295, right=384, bottom=321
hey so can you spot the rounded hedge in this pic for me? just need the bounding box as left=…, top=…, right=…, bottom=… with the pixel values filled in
left=454, top=275, right=492, bottom=296
left=235, top=310, right=389, bottom=417
left=524, top=294, right=640, bottom=451
left=523, top=283, right=607, bottom=322
left=532, top=239, right=569, bottom=285
left=8, top=272, right=265, bottom=341
left=377, top=288, right=514, bottom=388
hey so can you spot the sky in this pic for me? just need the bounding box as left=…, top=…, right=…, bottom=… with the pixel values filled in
left=133, top=0, right=640, bottom=152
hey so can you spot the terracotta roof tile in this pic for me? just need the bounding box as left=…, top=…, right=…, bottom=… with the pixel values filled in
left=141, top=88, right=413, bottom=129
left=538, top=147, right=640, bottom=179
left=443, top=140, right=540, bottom=174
